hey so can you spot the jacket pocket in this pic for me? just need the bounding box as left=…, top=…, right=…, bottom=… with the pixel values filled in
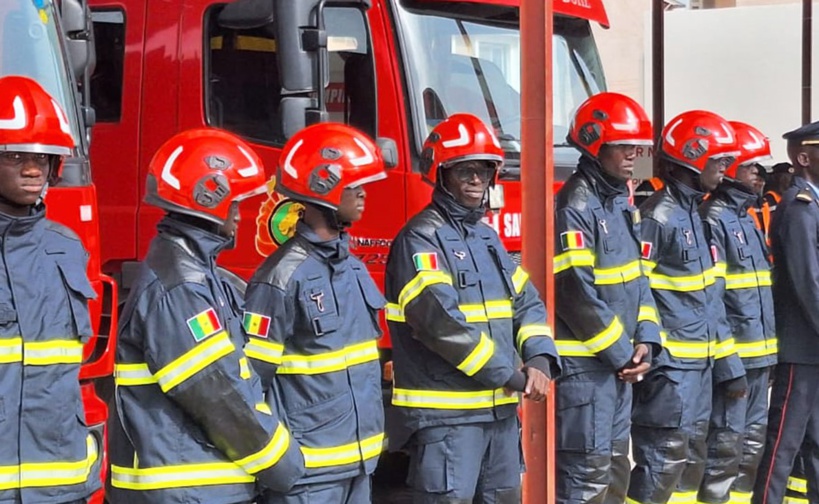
left=632, top=369, right=683, bottom=428
left=556, top=381, right=595, bottom=453
left=300, top=281, right=340, bottom=336
left=354, top=266, right=385, bottom=335
left=56, top=261, right=97, bottom=338
left=409, top=426, right=453, bottom=493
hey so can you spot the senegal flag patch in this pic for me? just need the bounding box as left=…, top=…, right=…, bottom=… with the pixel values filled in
left=413, top=252, right=439, bottom=271
left=187, top=308, right=222, bottom=342
left=560, top=231, right=585, bottom=250
left=243, top=312, right=271, bottom=339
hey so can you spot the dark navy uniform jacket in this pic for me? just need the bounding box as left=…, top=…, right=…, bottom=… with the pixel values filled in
left=0, top=207, right=101, bottom=504
left=244, top=222, right=386, bottom=485
left=108, top=217, right=304, bottom=504
left=770, top=176, right=819, bottom=365
left=639, top=177, right=745, bottom=383
left=554, top=156, right=662, bottom=377
left=384, top=187, right=560, bottom=447
left=700, top=179, right=776, bottom=370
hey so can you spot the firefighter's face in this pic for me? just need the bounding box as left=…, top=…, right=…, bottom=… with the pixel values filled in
left=336, top=186, right=366, bottom=223
left=598, top=144, right=637, bottom=182
left=700, top=156, right=730, bottom=192
left=735, top=163, right=759, bottom=192
left=443, top=161, right=495, bottom=208
left=0, top=151, right=51, bottom=214
left=218, top=202, right=240, bottom=240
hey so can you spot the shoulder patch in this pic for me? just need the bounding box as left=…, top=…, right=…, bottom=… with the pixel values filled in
left=243, top=311, right=271, bottom=338
left=413, top=252, right=439, bottom=271
left=796, top=189, right=814, bottom=203
left=560, top=230, right=585, bottom=250
left=187, top=308, right=223, bottom=342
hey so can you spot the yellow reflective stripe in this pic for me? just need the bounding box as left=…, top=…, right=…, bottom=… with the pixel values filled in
left=0, top=436, right=97, bottom=490
left=23, top=340, right=83, bottom=365
left=555, top=340, right=596, bottom=357
left=788, top=476, right=808, bottom=493
left=648, top=268, right=716, bottom=292
left=641, top=260, right=657, bottom=274
left=236, top=422, right=290, bottom=474
left=638, top=305, right=660, bottom=325
left=0, top=337, right=22, bottom=363
left=239, top=357, right=251, bottom=380
left=398, top=271, right=452, bottom=309
left=385, top=303, right=405, bottom=322
left=735, top=338, right=778, bottom=358
left=154, top=331, right=235, bottom=393
left=115, top=363, right=157, bottom=386
left=516, top=324, right=553, bottom=351
left=713, top=261, right=727, bottom=278
left=278, top=340, right=378, bottom=375
left=784, top=498, right=809, bottom=504
left=392, top=387, right=518, bottom=409
left=245, top=338, right=284, bottom=365
left=110, top=462, right=254, bottom=490
left=714, top=338, right=736, bottom=359
left=456, top=332, right=494, bottom=377
left=553, top=250, right=594, bottom=274
left=662, top=334, right=717, bottom=359
left=512, top=267, right=529, bottom=294
left=255, top=402, right=272, bottom=415
left=459, top=300, right=513, bottom=323
left=668, top=490, right=697, bottom=504
left=301, top=433, right=384, bottom=469
left=594, top=260, right=643, bottom=285
left=725, top=270, right=772, bottom=290
left=728, top=490, right=752, bottom=504
left=584, top=318, right=624, bottom=353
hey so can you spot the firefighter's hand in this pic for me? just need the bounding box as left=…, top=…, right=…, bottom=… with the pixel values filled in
left=523, top=367, right=550, bottom=402
left=618, top=344, right=651, bottom=383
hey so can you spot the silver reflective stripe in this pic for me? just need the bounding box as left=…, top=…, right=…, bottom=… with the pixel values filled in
left=277, top=340, right=378, bottom=375
left=110, top=462, right=254, bottom=490
left=236, top=423, right=290, bottom=474
left=23, top=340, right=83, bottom=365
left=154, top=332, right=235, bottom=392
left=0, top=337, right=22, bottom=363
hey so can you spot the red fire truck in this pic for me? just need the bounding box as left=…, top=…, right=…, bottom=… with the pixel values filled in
left=0, top=1, right=117, bottom=502
left=86, top=0, right=608, bottom=345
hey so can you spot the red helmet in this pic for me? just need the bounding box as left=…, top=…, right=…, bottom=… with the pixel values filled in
left=275, top=123, right=386, bottom=211
left=725, top=121, right=772, bottom=179
left=0, top=75, right=74, bottom=157
left=145, top=128, right=267, bottom=225
left=420, top=113, right=503, bottom=184
left=568, top=92, right=653, bottom=158
left=660, top=110, right=740, bottom=173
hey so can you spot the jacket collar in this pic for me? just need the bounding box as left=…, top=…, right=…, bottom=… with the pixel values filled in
left=713, top=179, right=758, bottom=215
left=0, top=204, right=45, bottom=237
left=295, top=221, right=350, bottom=263
left=663, top=174, right=706, bottom=211
left=576, top=155, right=629, bottom=202
left=431, top=185, right=486, bottom=235
left=156, top=216, right=232, bottom=263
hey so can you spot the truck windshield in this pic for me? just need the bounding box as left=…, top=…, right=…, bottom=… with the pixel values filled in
left=393, top=1, right=605, bottom=157
left=0, top=0, right=81, bottom=151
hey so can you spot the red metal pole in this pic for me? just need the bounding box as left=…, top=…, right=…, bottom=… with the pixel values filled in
left=520, top=0, right=554, bottom=503
left=802, top=0, right=812, bottom=125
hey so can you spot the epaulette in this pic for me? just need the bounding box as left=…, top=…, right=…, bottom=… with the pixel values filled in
left=796, top=189, right=814, bottom=203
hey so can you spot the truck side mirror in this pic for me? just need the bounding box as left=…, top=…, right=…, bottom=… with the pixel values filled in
left=376, top=138, right=398, bottom=169
left=60, top=0, right=94, bottom=81
left=274, top=0, right=323, bottom=94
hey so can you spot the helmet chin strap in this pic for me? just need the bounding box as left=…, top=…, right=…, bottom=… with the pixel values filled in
left=317, top=205, right=349, bottom=230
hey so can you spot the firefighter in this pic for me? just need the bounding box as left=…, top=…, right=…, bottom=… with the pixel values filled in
left=698, top=121, right=776, bottom=504
left=0, top=75, right=102, bottom=503
left=107, top=128, right=304, bottom=503
left=628, top=110, right=747, bottom=504
left=762, top=161, right=795, bottom=213
left=384, top=113, right=560, bottom=503
left=752, top=120, right=819, bottom=504
left=244, top=123, right=388, bottom=503
left=555, top=92, right=662, bottom=504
